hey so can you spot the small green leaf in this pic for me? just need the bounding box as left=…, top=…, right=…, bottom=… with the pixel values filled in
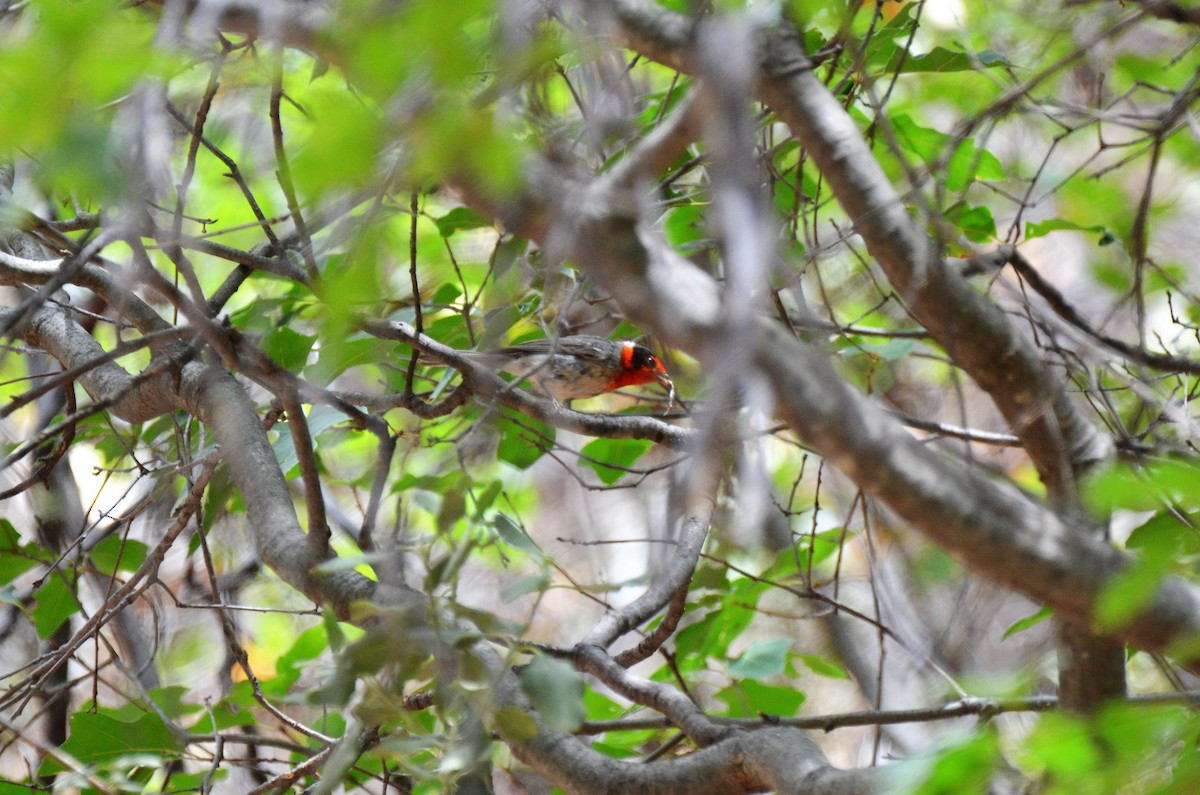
left=804, top=528, right=847, bottom=568
left=716, top=680, right=805, bottom=718
left=308, top=335, right=387, bottom=385
left=436, top=490, right=467, bottom=534
left=266, top=625, right=332, bottom=696
left=1091, top=261, right=1129, bottom=292
left=1125, top=510, right=1200, bottom=557
left=946, top=141, right=1004, bottom=191
left=434, top=206, right=493, bottom=237
left=32, top=575, right=80, bottom=639
left=497, top=416, right=551, bottom=470
left=580, top=438, right=652, bottom=485
left=583, top=687, right=629, bottom=721
left=1002, top=606, right=1052, bottom=640
left=728, top=637, right=791, bottom=680
left=89, top=536, right=147, bottom=576
left=974, top=149, right=1005, bottom=181
left=0, top=521, right=41, bottom=584
left=798, top=653, right=850, bottom=679
left=147, top=687, right=204, bottom=720
left=905, top=725, right=1001, bottom=794
left=664, top=203, right=707, bottom=250
left=1095, top=553, right=1171, bottom=632
left=1019, top=713, right=1100, bottom=779
left=892, top=114, right=947, bottom=162
left=473, top=480, right=503, bottom=517
left=501, top=572, right=549, bottom=601
left=261, top=327, right=317, bottom=372
left=291, top=87, right=384, bottom=196
left=392, top=472, right=461, bottom=493
left=889, top=46, right=1012, bottom=73
left=493, top=514, right=543, bottom=557
left=306, top=404, right=345, bottom=438
left=1024, top=218, right=1107, bottom=241
left=520, top=656, right=585, bottom=733
left=493, top=235, right=528, bottom=277
left=948, top=204, right=996, bottom=243
left=271, top=428, right=298, bottom=477
left=1084, top=459, right=1200, bottom=514
left=871, top=337, right=918, bottom=361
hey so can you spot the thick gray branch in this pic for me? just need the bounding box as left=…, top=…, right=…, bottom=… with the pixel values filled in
left=610, top=0, right=1111, bottom=499
left=458, top=157, right=1200, bottom=674
left=604, top=0, right=1124, bottom=712
left=477, top=639, right=881, bottom=795
left=6, top=303, right=375, bottom=614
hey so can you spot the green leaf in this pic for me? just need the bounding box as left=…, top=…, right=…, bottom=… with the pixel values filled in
left=1094, top=551, right=1172, bottom=632
left=436, top=489, right=467, bottom=534
left=1095, top=512, right=1186, bottom=632
left=1024, top=217, right=1107, bottom=241
left=888, top=46, right=1012, bottom=74
left=716, top=680, right=805, bottom=718
left=870, top=337, right=918, bottom=361
left=0, top=520, right=41, bottom=585
left=520, top=656, right=585, bottom=733
left=904, top=726, right=1001, bottom=795
left=291, top=86, right=384, bottom=196
left=434, top=207, right=493, bottom=237
left=261, top=327, right=317, bottom=372
left=580, top=438, right=652, bottom=485
left=32, top=575, right=80, bottom=639
left=268, top=625, right=332, bottom=695
left=492, top=514, right=543, bottom=557
left=88, top=536, right=148, bottom=576
left=307, top=404, right=345, bottom=438
left=1019, top=713, right=1100, bottom=780
left=271, top=427, right=298, bottom=477
left=1084, top=459, right=1200, bottom=514
left=798, top=653, right=849, bottom=679
left=1002, top=606, right=1052, bottom=640
left=892, top=114, right=947, bottom=162
left=497, top=416, right=551, bottom=470
left=501, top=572, right=549, bottom=601
left=0, top=0, right=166, bottom=200
left=583, top=687, right=630, bottom=721
left=890, top=116, right=1002, bottom=194
left=804, top=528, right=847, bottom=569
left=948, top=203, right=996, bottom=242
left=946, top=140, right=1004, bottom=192
left=473, top=480, right=503, bottom=517
left=308, top=335, right=388, bottom=385
left=728, top=637, right=791, bottom=680
left=1124, top=509, right=1200, bottom=556
left=663, top=203, right=707, bottom=251
left=147, top=687, right=204, bottom=720
left=43, top=709, right=182, bottom=774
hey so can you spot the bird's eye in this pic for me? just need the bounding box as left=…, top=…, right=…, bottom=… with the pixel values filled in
left=631, top=346, right=656, bottom=370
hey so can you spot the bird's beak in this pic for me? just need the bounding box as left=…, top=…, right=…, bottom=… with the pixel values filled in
left=655, top=371, right=676, bottom=411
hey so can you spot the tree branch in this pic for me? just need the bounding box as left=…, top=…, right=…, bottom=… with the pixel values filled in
left=365, top=318, right=696, bottom=449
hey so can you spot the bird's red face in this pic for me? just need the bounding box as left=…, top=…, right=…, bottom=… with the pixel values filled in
left=610, top=341, right=674, bottom=392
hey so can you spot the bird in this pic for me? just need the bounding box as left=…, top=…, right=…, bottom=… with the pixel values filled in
left=462, top=335, right=674, bottom=406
